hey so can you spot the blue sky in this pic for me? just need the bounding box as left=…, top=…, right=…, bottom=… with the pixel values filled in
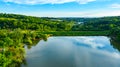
left=0, top=0, right=120, bottom=17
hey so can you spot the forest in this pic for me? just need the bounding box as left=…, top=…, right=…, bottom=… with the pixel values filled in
left=0, top=13, right=74, bottom=31
left=0, top=13, right=120, bottom=67
left=0, top=13, right=120, bottom=32
left=0, top=13, right=120, bottom=41
left=0, top=13, right=120, bottom=42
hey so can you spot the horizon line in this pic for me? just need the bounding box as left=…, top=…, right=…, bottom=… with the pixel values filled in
left=0, top=13, right=120, bottom=18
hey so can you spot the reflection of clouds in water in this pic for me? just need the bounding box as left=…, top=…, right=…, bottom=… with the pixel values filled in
left=73, top=36, right=110, bottom=49
left=27, top=36, right=120, bottom=59
left=74, top=37, right=105, bottom=48
left=62, top=36, right=114, bottom=52
left=75, top=46, right=120, bottom=67
left=26, top=37, right=75, bottom=58
left=112, top=52, right=120, bottom=58
left=25, top=36, right=120, bottom=67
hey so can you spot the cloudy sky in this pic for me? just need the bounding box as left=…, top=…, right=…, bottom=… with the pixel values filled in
left=0, top=0, right=120, bottom=17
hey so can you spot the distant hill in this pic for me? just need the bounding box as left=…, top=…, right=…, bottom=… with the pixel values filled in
left=0, top=13, right=120, bottom=31
left=0, top=13, right=74, bottom=31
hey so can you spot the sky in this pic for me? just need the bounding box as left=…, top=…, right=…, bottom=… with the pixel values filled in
left=0, top=0, right=120, bottom=17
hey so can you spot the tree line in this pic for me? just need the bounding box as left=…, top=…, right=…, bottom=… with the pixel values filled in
left=0, top=13, right=74, bottom=31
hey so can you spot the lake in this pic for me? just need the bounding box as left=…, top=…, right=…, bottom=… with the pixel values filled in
left=22, top=36, right=120, bottom=67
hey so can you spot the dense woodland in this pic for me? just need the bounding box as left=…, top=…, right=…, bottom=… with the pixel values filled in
left=0, top=13, right=120, bottom=45
left=0, top=29, right=49, bottom=67
left=0, top=13, right=120, bottom=43
left=58, top=16, right=120, bottom=39
left=0, top=13, right=74, bottom=31
left=0, top=13, right=120, bottom=32
left=0, top=13, right=120, bottom=67
left=59, top=17, right=120, bottom=31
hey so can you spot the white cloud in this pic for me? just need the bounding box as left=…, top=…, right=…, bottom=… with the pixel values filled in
left=21, top=10, right=120, bottom=17
left=3, top=0, right=96, bottom=4
left=90, top=10, right=120, bottom=17
left=110, top=3, right=120, bottom=8
left=77, top=0, right=96, bottom=4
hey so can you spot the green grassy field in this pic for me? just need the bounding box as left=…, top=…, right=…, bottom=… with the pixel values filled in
left=40, top=31, right=109, bottom=36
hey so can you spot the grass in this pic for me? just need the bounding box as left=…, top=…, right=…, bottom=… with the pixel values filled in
left=39, top=31, right=109, bottom=36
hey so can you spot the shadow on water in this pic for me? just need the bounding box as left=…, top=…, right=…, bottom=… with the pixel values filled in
left=110, top=37, right=120, bottom=52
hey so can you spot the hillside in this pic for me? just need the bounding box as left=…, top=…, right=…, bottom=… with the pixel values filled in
left=0, top=13, right=74, bottom=31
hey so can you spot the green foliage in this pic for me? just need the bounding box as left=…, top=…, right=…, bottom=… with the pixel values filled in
left=0, top=46, right=25, bottom=67
left=0, top=13, right=74, bottom=31
left=65, top=16, right=120, bottom=31
left=42, top=31, right=109, bottom=36
left=0, top=29, right=49, bottom=67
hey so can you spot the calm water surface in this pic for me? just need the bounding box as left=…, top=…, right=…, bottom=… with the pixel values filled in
left=22, top=36, right=120, bottom=67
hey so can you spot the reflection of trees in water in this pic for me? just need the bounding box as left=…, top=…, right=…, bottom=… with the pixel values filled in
left=25, top=37, right=47, bottom=49
left=110, top=37, right=120, bottom=52
left=25, top=39, right=40, bottom=49
left=0, top=39, right=46, bottom=67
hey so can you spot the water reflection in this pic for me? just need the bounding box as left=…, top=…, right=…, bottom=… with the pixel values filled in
left=1, top=36, right=120, bottom=67
left=0, top=39, right=41, bottom=67
left=23, top=36, right=120, bottom=67
left=110, top=37, right=120, bottom=52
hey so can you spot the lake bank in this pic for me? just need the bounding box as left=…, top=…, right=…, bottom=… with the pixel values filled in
left=40, top=31, right=109, bottom=36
